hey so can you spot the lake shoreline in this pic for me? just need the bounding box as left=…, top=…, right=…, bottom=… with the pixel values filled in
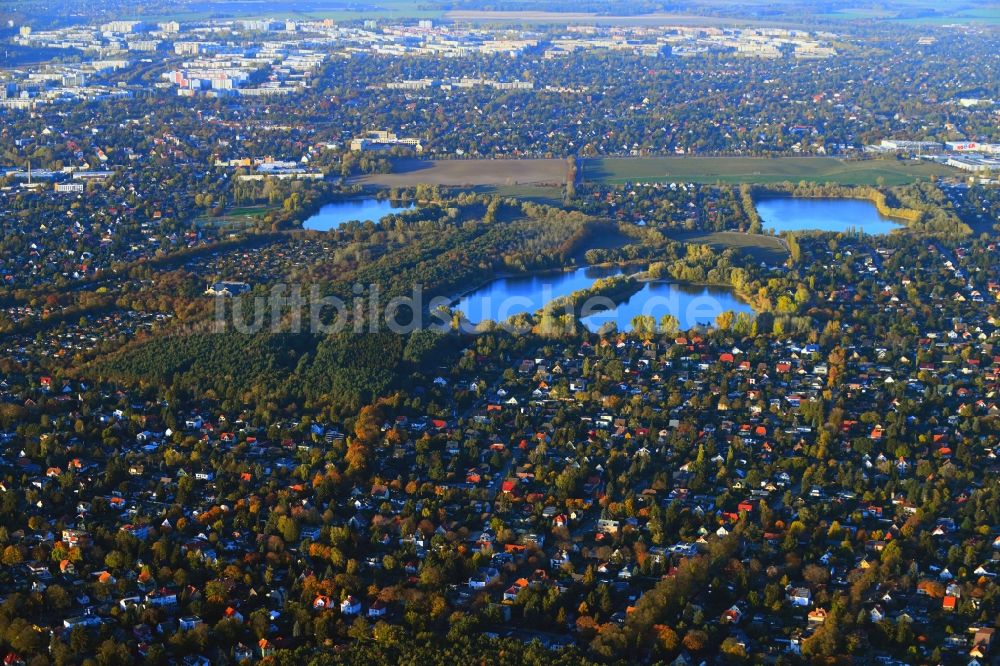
left=754, top=195, right=905, bottom=234
left=444, top=260, right=651, bottom=305
left=754, top=192, right=914, bottom=224
left=454, top=264, right=754, bottom=332
left=301, top=197, right=416, bottom=231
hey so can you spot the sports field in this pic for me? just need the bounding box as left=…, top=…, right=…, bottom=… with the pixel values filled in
left=194, top=204, right=275, bottom=231
left=584, top=157, right=960, bottom=186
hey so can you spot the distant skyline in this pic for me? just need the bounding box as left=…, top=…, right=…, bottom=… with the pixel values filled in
left=3, top=0, right=1000, bottom=28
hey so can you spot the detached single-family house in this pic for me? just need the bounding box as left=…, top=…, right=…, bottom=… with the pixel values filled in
left=787, top=587, right=812, bottom=607
left=340, top=596, right=361, bottom=616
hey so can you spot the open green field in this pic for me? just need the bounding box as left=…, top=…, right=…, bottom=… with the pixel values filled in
left=194, top=204, right=275, bottom=231
left=573, top=225, right=635, bottom=262
left=354, top=158, right=569, bottom=188
left=443, top=1, right=1000, bottom=26
left=583, top=157, right=961, bottom=186
left=665, top=229, right=789, bottom=264
left=895, top=13, right=1000, bottom=26
left=818, top=3, right=1000, bottom=23
left=359, top=156, right=962, bottom=190
left=443, top=10, right=789, bottom=27
left=818, top=9, right=898, bottom=20
left=0, top=0, right=442, bottom=23
left=478, top=184, right=566, bottom=206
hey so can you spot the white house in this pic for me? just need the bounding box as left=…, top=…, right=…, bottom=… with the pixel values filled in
left=340, top=596, right=361, bottom=615
left=787, top=587, right=812, bottom=607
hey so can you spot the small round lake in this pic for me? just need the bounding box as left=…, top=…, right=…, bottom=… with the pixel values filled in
left=755, top=197, right=903, bottom=234
left=456, top=266, right=752, bottom=332
left=303, top=198, right=414, bottom=231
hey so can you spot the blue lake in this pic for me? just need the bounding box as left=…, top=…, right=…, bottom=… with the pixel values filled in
left=755, top=197, right=903, bottom=234
left=580, top=281, right=754, bottom=333
left=303, top=198, right=413, bottom=231
left=456, top=266, right=752, bottom=332
left=457, top=266, right=621, bottom=324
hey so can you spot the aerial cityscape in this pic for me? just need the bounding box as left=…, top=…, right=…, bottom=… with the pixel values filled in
left=0, top=0, right=999, bottom=664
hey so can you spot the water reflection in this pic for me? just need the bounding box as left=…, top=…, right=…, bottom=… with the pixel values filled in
left=303, top=198, right=413, bottom=231
left=755, top=197, right=902, bottom=234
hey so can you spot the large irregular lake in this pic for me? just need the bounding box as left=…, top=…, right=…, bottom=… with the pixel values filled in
left=456, top=266, right=753, bottom=332
left=303, top=198, right=413, bottom=231
left=457, top=266, right=620, bottom=323
left=755, top=197, right=903, bottom=234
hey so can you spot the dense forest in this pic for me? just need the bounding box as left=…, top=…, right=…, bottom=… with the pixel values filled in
left=94, top=330, right=456, bottom=419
